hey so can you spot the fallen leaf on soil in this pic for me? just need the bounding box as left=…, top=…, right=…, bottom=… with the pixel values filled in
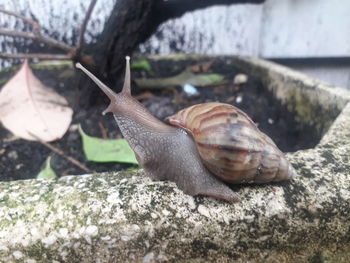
left=36, top=156, right=57, bottom=179
left=188, top=61, right=213, bottom=73
left=134, top=91, right=155, bottom=100
left=135, top=70, right=225, bottom=89
left=79, top=125, right=138, bottom=164
left=0, top=60, right=73, bottom=141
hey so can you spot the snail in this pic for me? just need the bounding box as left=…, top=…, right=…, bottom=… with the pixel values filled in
left=76, top=57, right=295, bottom=203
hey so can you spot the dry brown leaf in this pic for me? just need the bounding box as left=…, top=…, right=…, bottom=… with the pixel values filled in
left=134, top=91, right=155, bottom=100
left=188, top=61, right=213, bottom=73
left=0, top=60, right=73, bottom=142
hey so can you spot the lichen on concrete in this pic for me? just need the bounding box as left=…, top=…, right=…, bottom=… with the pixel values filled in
left=231, top=56, right=350, bottom=138
left=1, top=56, right=350, bottom=262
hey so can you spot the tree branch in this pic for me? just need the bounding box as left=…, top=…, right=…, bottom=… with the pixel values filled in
left=0, top=53, right=71, bottom=60
left=0, top=28, right=72, bottom=52
left=155, top=0, right=265, bottom=23
left=26, top=131, right=94, bottom=174
left=0, top=28, right=37, bottom=39
left=0, top=0, right=98, bottom=62
left=38, top=140, right=95, bottom=174
left=78, top=0, right=98, bottom=47
left=0, top=8, right=41, bottom=34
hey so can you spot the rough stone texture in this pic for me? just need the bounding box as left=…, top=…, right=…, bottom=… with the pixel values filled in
left=232, top=56, right=350, bottom=135
left=1, top=56, right=350, bottom=262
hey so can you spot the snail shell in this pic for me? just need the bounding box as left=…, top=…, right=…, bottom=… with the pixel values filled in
left=166, top=102, right=295, bottom=184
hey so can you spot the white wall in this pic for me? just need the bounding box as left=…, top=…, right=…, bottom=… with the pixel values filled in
left=140, top=4, right=263, bottom=56
left=1, top=0, right=350, bottom=89
left=140, top=0, right=350, bottom=89
left=141, top=0, right=350, bottom=59
left=282, top=62, right=350, bottom=90
left=260, top=0, right=350, bottom=58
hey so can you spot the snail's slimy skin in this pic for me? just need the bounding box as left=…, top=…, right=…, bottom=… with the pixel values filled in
left=76, top=57, right=294, bottom=203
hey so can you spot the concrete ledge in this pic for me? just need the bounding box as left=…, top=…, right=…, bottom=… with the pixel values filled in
left=1, top=56, right=350, bottom=262
left=232, top=56, right=350, bottom=135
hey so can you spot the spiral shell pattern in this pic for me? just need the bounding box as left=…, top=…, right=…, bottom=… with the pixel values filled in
left=166, top=102, right=295, bottom=184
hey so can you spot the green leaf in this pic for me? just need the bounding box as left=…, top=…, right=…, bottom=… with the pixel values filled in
left=131, top=60, right=153, bottom=73
left=135, top=70, right=225, bottom=89
left=187, top=73, right=225, bottom=86
left=37, top=156, right=57, bottom=179
left=78, top=125, right=138, bottom=164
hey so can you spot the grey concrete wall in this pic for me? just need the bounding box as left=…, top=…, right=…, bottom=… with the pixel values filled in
left=2, top=0, right=350, bottom=90
left=140, top=0, right=350, bottom=90
left=139, top=4, right=263, bottom=56
left=285, top=62, right=350, bottom=91
left=260, top=0, right=350, bottom=58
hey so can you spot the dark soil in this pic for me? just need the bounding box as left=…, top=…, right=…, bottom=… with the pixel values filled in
left=0, top=57, right=322, bottom=182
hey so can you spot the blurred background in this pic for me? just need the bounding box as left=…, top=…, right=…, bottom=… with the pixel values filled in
left=1, top=0, right=350, bottom=90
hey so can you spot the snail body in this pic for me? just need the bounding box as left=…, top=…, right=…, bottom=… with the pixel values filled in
left=76, top=57, right=295, bottom=203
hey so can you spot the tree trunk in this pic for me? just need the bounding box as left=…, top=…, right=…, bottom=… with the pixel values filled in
left=84, top=0, right=265, bottom=89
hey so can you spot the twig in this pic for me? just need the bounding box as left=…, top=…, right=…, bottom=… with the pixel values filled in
left=0, top=9, right=41, bottom=34
left=27, top=131, right=94, bottom=174
left=0, top=28, right=72, bottom=52
left=0, top=28, right=37, bottom=39
left=33, top=36, right=73, bottom=52
left=79, top=0, right=98, bottom=47
left=98, top=121, right=108, bottom=139
left=0, top=0, right=98, bottom=61
left=0, top=52, right=71, bottom=60
left=39, top=140, right=95, bottom=174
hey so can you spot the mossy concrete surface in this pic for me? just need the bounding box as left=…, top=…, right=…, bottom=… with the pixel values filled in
left=1, top=56, right=350, bottom=262
left=232, top=56, right=350, bottom=136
